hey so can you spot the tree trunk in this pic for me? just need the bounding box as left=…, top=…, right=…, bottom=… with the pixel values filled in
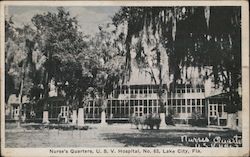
left=100, top=95, right=108, bottom=125
left=101, top=110, right=107, bottom=125
left=17, top=72, right=24, bottom=128
left=77, top=108, right=84, bottom=126
left=72, top=109, right=77, bottom=125
left=227, top=113, right=237, bottom=130
left=22, top=109, right=26, bottom=122
left=159, top=98, right=166, bottom=128
left=42, top=110, right=49, bottom=123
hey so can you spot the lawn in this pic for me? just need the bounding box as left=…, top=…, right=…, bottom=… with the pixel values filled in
left=5, top=123, right=242, bottom=148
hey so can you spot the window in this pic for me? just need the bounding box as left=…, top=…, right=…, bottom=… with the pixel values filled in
left=197, top=88, right=201, bottom=93
left=187, top=107, right=191, bottom=113
left=168, top=100, right=171, bottom=106
left=187, top=88, right=191, bottom=93
left=177, top=99, right=181, bottom=106
left=202, top=99, right=205, bottom=105
left=149, top=107, right=152, bottom=114
left=218, top=105, right=222, bottom=112
left=187, top=99, right=191, bottom=105
left=135, top=89, right=138, bottom=94
left=192, top=99, right=195, bottom=106
left=202, top=107, right=205, bottom=115
left=210, top=112, right=213, bottom=116
left=182, top=107, right=186, bottom=113
left=149, top=100, right=152, bottom=106
left=192, top=107, right=195, bottom=112
left=135, top=100, right=138, bottom=106
left=139, top=89, right=143, bottom=94
left=173, top=107, right=177, bottom=113
left=173, top=99, right=176, bottom=106
left=111, top=106, right=115, bottom=115
left=153, top=100, right=157, bottom=106
left=202, top=88, right=205, bottom=92
left=182, top=89, right=185, bottom=93
left=197, top=107, right=201, bottom=112
left=177, top=107, right=181, bottom=113
left=182, top=99, right=185, bottom=106
left=197, top=99, right=200, bottom=105
left=139, top=100, right=143, bottom=106
left=210, top=105, right=212, bottom=110
left=131, top=89, right=134, bottom=94
left=130, top=100, right=134, bottom=106
left=149, top=89, right=152, bottom=94
left=192, top=88, right=195, bottom=93
left=176, top=89, right=181, bottom=93
left=153, top=107, right=157, bottom=113
left=125, top=108, right=129, bottom=115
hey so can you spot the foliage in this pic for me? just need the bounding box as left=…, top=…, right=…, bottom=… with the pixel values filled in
left=130, top=114, right=161, bottom=130
left=165, top=108, right=175, bottom=125
left=112, top=7, right=241, bottom=113
left=89, top=24, right=127, bottom=111
left=190, top=111, right=207, bottom=127
left=31, top=7, right=92, bottom=109
left=5, top=17, right=41, bottom=103
left=144, top=113, right=161, bottom=129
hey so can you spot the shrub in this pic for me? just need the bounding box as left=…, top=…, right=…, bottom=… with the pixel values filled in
left=165, top=108, right=175, bottom=126
left=129, top=115, right=140, bottom=129
left=190, top=111, right=207, bottom=127
left=129, top=113, right=161, bottom=130
left=144, top=113, right=161, bottom=130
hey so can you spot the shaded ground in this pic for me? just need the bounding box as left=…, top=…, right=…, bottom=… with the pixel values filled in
left=5, top=123, right=242, bottom=148
left=102, top=129, right=241, bottom=147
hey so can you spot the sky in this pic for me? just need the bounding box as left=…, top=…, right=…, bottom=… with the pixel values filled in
left=6, top=6, right=120, bottom=35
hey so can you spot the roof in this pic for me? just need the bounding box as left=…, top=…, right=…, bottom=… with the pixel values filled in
left=206, top=92, right=228, bottom=99
left=8, top=94, right=29, bottom=104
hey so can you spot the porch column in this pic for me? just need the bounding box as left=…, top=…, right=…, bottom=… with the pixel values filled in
left=207, top=99, right=210, bottom=126
left=217, top=104, right=220, bottom=126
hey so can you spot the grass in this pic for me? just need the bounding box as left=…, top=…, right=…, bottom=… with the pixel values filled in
left=102, top=129, right=242, bottom=147
left=5, top=123, right=242, bottom=148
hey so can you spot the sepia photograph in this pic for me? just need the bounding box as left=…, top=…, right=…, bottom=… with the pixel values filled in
left=1, top=1, right=249, bottom=156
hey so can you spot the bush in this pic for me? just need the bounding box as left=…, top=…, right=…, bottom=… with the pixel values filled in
left=190, top=111, right=207, bottom=127
left=165, top=108, right=175, bottom=126
left=129, top=115, right=140, bottom=129
left=144, top=113, right=161, bottom=129
left=165, top=115, right=175, bottom=125
left=130, top=114, right=161, bottom=130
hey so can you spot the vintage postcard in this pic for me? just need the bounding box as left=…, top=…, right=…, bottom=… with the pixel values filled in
left=0, top=1, right=249, bottom=157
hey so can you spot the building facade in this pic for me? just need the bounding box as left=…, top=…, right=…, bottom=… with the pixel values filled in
left=6, top=67, right=241, bottom=127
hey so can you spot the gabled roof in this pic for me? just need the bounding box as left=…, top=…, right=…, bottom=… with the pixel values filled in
left=206, top=92, right=228, bottom=99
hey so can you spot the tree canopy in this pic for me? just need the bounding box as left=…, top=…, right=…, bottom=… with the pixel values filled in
left=112, top=6, right=241, bottom=113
